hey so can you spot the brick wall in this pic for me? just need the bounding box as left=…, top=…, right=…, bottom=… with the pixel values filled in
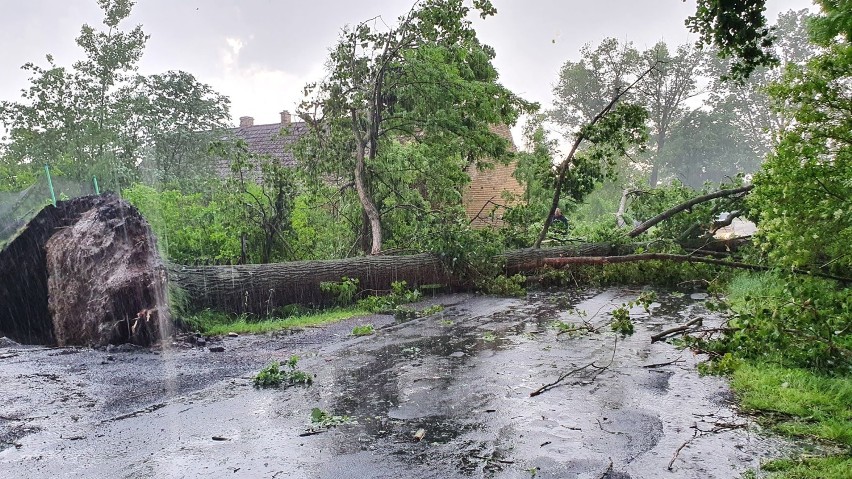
left=462, top=125, right=525, bottom=228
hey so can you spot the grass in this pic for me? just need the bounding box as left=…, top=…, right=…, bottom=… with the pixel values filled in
left=731, top=364, right=852, bottom=447
left=758, top=455, right=852, bottom=478
left=351, top=324, right=375, bottom=336
left=730, top=363, right=852, bottom=478
left=182, top=306, right=370, bottom=336
left=723, top=272, right=786, bottom=311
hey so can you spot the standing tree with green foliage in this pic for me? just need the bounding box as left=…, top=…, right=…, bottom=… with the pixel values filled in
left=299, top=0, right=534, bottom=255
left=215, top=140, right=300, bottom=264
left=0, top=0, right=230, bottom=191
left=704, top=9, right=820, bottom=161
left=635, top=42, right=702, bottom=187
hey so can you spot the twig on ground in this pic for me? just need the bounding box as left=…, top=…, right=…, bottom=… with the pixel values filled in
left=651, top=318, right=702, bottom=343
left=641, top=355, right=685, bottom=368
left=668, top=426, right=700, bottom=470
left=597, top=458, right=614, bottom=479
left=530, top=336, right=618, bottom=397
left=668, top=421, right=748, bottom=470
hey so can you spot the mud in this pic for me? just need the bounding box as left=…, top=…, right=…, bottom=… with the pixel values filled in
left=0, top=288, right=793, bottom=478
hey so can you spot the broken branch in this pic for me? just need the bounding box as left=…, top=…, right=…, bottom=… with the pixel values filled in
left=543, top=253, right=852, bottom=284
left=651, top=318, right=703, bottom=343
left=530, top=336, right=618, bottom=397
left=628, top=185, right=753, bottom=238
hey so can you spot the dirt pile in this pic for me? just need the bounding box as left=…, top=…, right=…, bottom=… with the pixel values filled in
left=0, top=194, right=171, bottom=346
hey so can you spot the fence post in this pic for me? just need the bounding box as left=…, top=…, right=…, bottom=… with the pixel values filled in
left=44, top=164, right=56, bottom=207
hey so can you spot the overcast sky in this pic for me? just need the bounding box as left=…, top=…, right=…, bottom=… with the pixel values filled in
left=0, top=0, right=813, bottom=145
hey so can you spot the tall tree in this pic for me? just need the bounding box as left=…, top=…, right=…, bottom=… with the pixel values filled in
left=704, top=10, right=821, bottom=159
left=300, top=0, right=533, bottom=255
left=0, top=0, right=147, bottom=186
left=0, top=0, right=230, bottom=191
left=551, top=38, right=640, bottom=132
left=659, top=108, right=755, bottom=188
left=635, top=42, right=701, bottom=187
left=132, top=71, right=231, bottom=190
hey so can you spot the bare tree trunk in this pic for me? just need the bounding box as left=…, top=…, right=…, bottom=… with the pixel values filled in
left=351, top=111, right=383, bottom=255
left=615, top=188, right=634, bottom=228
left=649, top=133, right=665, bottom=187
left=171, top=243, right=632, bottom=315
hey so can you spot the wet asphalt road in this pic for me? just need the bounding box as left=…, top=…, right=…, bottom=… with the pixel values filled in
left=0, top=288, right=791, bottom=478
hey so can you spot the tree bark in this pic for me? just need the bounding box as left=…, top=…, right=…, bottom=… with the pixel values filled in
left=351, top=110, right=383, bottom=255
left=171, top=243, right=632, bottom=315
left=628, top=184, right=753, bottom=238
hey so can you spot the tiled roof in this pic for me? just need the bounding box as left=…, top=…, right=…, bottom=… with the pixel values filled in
left=228, top=122, right=308, bottom=167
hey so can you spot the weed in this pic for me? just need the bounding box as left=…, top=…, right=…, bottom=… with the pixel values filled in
left=352, top=324, right=375, bottom=336
left=479, top=273, right=526, bottom=296
left=320, top=277, right=359, bottom=305
left=421, top=304, right=444, bottom=316
left=440, top=319, right=454, bottom=326
left=394, top=307, right=417, bottom=321
left=394, top=304, right=444, bottom=321
left=357, top=280, right=423, bottom=313
left=482, top=331, right=497, bottom=342
left=253, top=356, right=313, bottom=388
left=310, top=408, right=356, bottom=428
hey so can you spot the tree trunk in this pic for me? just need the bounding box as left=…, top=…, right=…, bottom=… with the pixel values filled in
left=615, top=188, right=634, bottom=228
left=351, top=114, right=383, bottom=255
left=171, top=253, right=456, bottom=315
left=543, top=253, right=852, bottom=284
left=171, top=243, right=631, bottom=315
left=649, top=133, right=664, bottom=187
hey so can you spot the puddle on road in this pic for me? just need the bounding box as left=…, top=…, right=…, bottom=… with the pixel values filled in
left=304, top=288, right=788, bottom=478
left=1, top=287, right=794, bottom=478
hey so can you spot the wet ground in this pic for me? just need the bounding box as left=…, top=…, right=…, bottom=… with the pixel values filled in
left=0, top=287, right=792, bottom=478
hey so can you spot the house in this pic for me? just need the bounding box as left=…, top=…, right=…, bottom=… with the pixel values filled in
left=227, top=110, right=524, bottom=227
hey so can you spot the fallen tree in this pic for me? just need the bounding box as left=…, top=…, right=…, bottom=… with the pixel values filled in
left=627, top=184, right=753, bottom=238
left=171, top=242, right=632, bottom=315
left=543, top=253, right=852, bottom=284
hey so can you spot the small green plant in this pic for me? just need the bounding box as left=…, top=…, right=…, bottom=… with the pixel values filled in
left=357, top=280, right=423, bottom=313
left=609, top=291, right=657, bottom=336
left=310, top=408, right=356, bottom=428
left=479, top=274, right=526, bottom=296
left=440, top=319, right=454, bottom=326
left=393, top=306, right=417, bottom=321
left=420, top=304, right=444, bottom=316
left=253, top=355, right=313, bottom=388
left=482, top=331, right=497, bottom=342
left=610, top=307, right=634, bottom=336
left=320, top=277, right=359, bottom=305
left=352, top=324, right=375, bottom=336
left=394, top=304, right=444, bottom=321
